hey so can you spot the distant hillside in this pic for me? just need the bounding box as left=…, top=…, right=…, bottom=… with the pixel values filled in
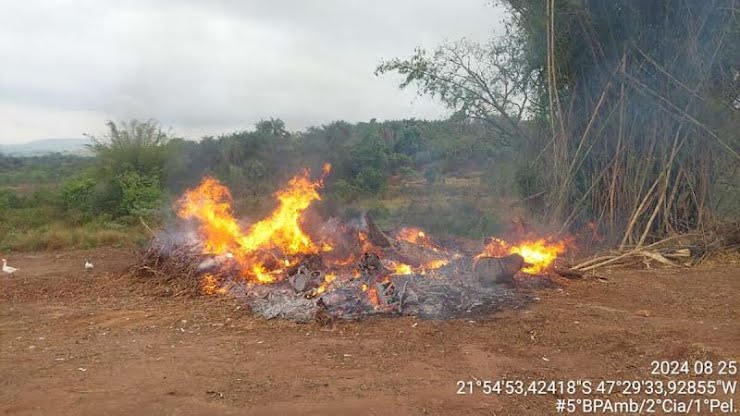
left=0, top=138, right=92, bottom=156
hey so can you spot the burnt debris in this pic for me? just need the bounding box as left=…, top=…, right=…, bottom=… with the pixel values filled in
left=136, top=219, right=546, bottom=322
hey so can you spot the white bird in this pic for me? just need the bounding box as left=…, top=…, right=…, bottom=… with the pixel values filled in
left=2, top=258, right=19, bottom=275
left=85, top=259, right=94, bottom=270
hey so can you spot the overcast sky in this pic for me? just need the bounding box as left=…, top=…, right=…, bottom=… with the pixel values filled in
left=0, top=1, right=505, bottom=143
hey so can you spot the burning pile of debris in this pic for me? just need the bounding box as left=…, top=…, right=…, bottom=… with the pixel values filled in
left=133, top=164, right=571, bottom=322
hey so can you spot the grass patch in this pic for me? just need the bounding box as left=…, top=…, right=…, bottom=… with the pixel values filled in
left=0, top=222, right=146, bottom=252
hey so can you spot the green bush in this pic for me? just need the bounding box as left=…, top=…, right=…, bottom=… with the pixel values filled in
left=398, top=166, right=416, bottom=178
left=388, top=153, right=412, bottom=171
left=394, top=128, right=423, bottom=156
left=60, top=177, right=96, bottom=218
left=30, top=188, right=59, bottom=207
left=0, top=189, right=18, bottom=210
left=116, top=171, right=165, bottom=218
left=356, top=167, right=386, bottom=193
left=331, top=179, right=363, bottom=202
left=423, top=167, right=441, bottom=184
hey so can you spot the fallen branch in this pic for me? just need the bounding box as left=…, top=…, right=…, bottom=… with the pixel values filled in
left=637, top=250, right=680, bottom=267
left=573, top=233, right=695, bottom=272
left=661, top=248, right=692, bottom=258
left=398, top=280, right=409, bottom=312
left=129, top=242, right=205, bottom=297
left=553, top=266, right=585, bottom=279
left=569, top=254, right=616, bottom=270
left=139, top=217, right=158, bottom=239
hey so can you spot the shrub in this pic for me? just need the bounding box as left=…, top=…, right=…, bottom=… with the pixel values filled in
left=331, top=179, right=363, bottom=202
left=398, top=166, right=416, bottom=178
left=394, top=128, right=423, bottom=156
left=356, top=167, right=386, bottom=194
left=0, top=189, right=18, bottom=210
left=60, top=177, right=96, bottom=218
left=423, top=167, right=441, bottom=184
left=116, top=171, right=165, bottom=218
left=87, top=119, right=169, bottom=179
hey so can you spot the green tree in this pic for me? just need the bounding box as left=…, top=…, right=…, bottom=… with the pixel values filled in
left=60, top=177, right=97, bottom=221
left=86, top=119, right=170, bottom=180
left=60, top=178, right=96, bottom=213
left=376, top=32, right=537, bottom=146
left=116, top=171, right=165, bottom=218
left=378, top=0, right=740, bottom=243
left=84, top=119, right=171, bottom=220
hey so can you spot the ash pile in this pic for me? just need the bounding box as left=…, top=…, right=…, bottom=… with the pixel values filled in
left=246, top=252, right=533, bottom=322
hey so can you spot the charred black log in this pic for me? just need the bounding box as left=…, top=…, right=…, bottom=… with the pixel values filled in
left=358, top=252, right=384, bottom=275
left=473, top=254, right=524, bottom=286
left=375, top=281, right=397, bottom=306
left=553, top=266, right=584, bottom=279
left=364, top=213, right=391, bottom=248
left=286, top=254, right=324, bottom=276
left=288, top=267, right=323, bottom=293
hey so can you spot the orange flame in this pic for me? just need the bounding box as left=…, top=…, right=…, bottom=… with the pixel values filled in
left=177, top=164, right=471, bottom=300
left=386, top=258, right=448, bottom=276
left=390, top=262, right=413, bottom=275
left=396, top=227, right=441, bottom=251
left=396, top=227, right=427, bottom=244
left=476, top=237, right=567, bottom=274
left=177, top=166, right=331, bottom=283
left=251, top=264, right=276, bottom=284
left=201, top=273, right=228, bottom=295
left=423, top=259, right=448, bottom=270
left=367, top=286, right=379, bottom=306
left=357, top=231, right=380, bottom=254
left=314, top=272, right=337, bottom=295
left=177, top=177, right=243, bottom=255
left=331, top=255, right=358, bottom=267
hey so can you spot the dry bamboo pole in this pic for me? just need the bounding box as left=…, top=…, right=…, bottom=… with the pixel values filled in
left=554, top=77, right=616, bottom=226
left=545, top=0, right=557, bottom=142
left=624, top=73, right=740, bottom=161
left=557, top=99, right=622, bottom=234
left=559, top=157, right=613, bottom=233
left=619, top=121, right=660, bottom=248
left=546, top=0, right=571, bottom=223
left=548, top=0, right=566, bottom=140
left=633, top=45, right=704, bottom=101
left=637, top=128, right=684, bottom=247
left=655, top=72, right=709, bottom=237
left=609, top=55, right=628, bottom=229
left=619, top=167, right=665, bottom=250
left=663, top=169, right=683, bottom=235
left=560, top=80, right=612, bottom=191
left=139, top=216, right=158, bottom=239
left=571, top=254, right=618, bottom=269
left=697, top=152, right=711, bottom=227
left=567, top=97, right=621, bottom=186
left=573, top=233, right=696, bottom=272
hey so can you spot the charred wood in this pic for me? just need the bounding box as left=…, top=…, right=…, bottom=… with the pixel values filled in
left=473, top=254, right=524, bottom=286
left=364, top=213, right=391, bottom=248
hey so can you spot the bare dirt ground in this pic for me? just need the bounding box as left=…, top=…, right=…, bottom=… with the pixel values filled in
left=1, top=248, right=738, bottom=415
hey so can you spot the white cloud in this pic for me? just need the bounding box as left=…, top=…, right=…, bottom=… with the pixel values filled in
left=0, top=0, right=506, bottom=143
